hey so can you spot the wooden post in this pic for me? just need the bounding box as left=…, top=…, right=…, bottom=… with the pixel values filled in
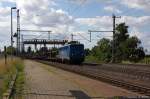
left=4, top=46, right=7, bottom=65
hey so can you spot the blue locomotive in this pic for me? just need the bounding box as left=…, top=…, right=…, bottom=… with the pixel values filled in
left=57, top=43, right=85, bottom=64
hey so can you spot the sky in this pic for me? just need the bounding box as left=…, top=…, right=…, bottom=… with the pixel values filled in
left=0, top=0, right=150, bottom=54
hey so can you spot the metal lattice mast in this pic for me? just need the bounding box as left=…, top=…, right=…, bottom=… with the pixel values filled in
left=17, top=9, right=20, bottom=54
left=112, top=14, right=121, bottom=62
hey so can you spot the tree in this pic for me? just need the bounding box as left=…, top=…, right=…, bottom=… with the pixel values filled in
left=27, top=46, right=32, bottom=53
left=91, top=38, right=112, bottom=62
left=115, top=23, right=129, bottom=43
left=114, top=23, right=145, bottom=62
left=114, top=23, right=129, bottom=62
left=39, top=47, right=48, bottom=52
left=84, top=48, right=91, bottom=56
left=50, top=47, right=59, bottom=57
left=87, top=22, right=145, bottom=63
left=6, top=46, right=16, bottom=55
left=124, top=36, right=145, bottom=62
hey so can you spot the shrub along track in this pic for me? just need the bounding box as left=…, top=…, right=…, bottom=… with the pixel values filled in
left=37, top=60, right=150, bottom=96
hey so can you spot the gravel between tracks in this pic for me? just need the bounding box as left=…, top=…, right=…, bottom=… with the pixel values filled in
left=20, top=60, right=143, bottom=99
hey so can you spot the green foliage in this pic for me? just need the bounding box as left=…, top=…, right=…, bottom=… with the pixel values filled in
left=91, top=38, right=112, bottom=62
left=85, top=55, right=101, bottom=63
left=39, top=47, right=48, bottom=52
left=51, top=47, right=58, bottom=51
left=114, top=23, right=129, bottom=62
left=84, top=48, right=91, bottom=56
left=50, top=47, right=59, bottom=57
left=138, top=56, right=150, bottom=64
left=12, top=59, right=24, bottom=97
left=0, top=59, right=17, bottom=97
left=114, top=23, right=145, bottom=62
left=115, top=23, right=129, bottom=43
left=86, top=22, right=145, bottom=63
left=124, top=37, right=145, bottom=62
left=27, top=46, right=32, bottom=53
left=6, top=46, right=16, bottom=55
left=14, top=72, right=24, bottom=95
left=0, top=58, right=24, bottom=98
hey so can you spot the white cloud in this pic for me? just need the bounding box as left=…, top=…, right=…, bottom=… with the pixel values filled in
left=69, top=0, right=87, bottom=4
left=119, top=16, right=150, bottom=29
left=69, top=0, right=113, bottom=4
left=104, top=6, right=122, bottom=13
left=76, top=16, right=112, bottom=27
left=76, top=16, right=149, bottom=31
left=32, top=9, right=74, bottom=27
left=121, top=0, right=150, bottom=11
left=13, top=0, right=74, bottom=34
left=0, top=7, right=10, bottom=17
left=1, top=0, right=16, bottom=3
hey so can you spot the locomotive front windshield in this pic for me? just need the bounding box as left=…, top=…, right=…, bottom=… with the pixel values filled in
left=70, top=44, right=84, bottom=53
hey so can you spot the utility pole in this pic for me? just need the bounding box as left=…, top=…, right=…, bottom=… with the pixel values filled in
left=112, top=14, right=121, bottom=62
left=89, top=32, right=91, bottom=42
left=71, top=34, right=75, bottom=41
left=48, top=31, right=51, bottom=40
left=21, top=35, right=24, bottom=53
left=4, top=46, right=7, bottom=65
left=11, top=7, right=16, bottom=58
left=17, top=9, right=20, bottom=55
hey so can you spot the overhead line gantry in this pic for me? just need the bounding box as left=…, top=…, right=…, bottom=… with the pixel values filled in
left=20, top=30, right=68, bottom=52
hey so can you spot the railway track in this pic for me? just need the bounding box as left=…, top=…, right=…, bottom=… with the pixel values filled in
left=83, top=62, right=150, bottom=81
left=84, top=62, right=150, bottom=68
left=84, top=62, right=150, bottom=72
left=38, top=60, right=150, bottom=96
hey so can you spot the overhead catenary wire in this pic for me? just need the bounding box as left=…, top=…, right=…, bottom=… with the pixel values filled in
left=77, top=33, right=91, bottom=42
left=22, top=34, right=46, bottom=40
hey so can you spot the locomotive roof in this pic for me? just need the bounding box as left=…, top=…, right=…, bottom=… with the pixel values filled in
left=60, top=43, right=84, bottom=48
left=65, top=43, right=83, bottom=46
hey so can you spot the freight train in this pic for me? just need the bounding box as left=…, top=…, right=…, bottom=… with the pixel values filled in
left=27, top=42, right=85, bottom=64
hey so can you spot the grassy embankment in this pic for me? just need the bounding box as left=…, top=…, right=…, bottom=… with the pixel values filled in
left=85, top=55, right=103, bottom=63
left=139, top=57, right=150, bottom=64
left=121, top=57, right=150, bottom=65
left=0, top=57, right=24, bottom=98
left=85, top=55, right=150, bottom=65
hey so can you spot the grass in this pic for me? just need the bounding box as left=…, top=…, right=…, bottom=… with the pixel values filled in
left=84, top=55, right=102, bottom=63
left=0, top=57, right=24, bottom=98
left=0, top=57, right=16, bottom=96
left=122, top=57, right=150, bottom=65
left=12, top=60, right=25, bottom=98
left=139, top=57, right=150, bottom=64
left=85, top=55, right=150, bottom=65
left=0, top=58, right=12, bottom=75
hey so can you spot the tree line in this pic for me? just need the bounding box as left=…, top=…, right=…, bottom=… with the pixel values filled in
left=85, top=23, right=145, bottom=63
